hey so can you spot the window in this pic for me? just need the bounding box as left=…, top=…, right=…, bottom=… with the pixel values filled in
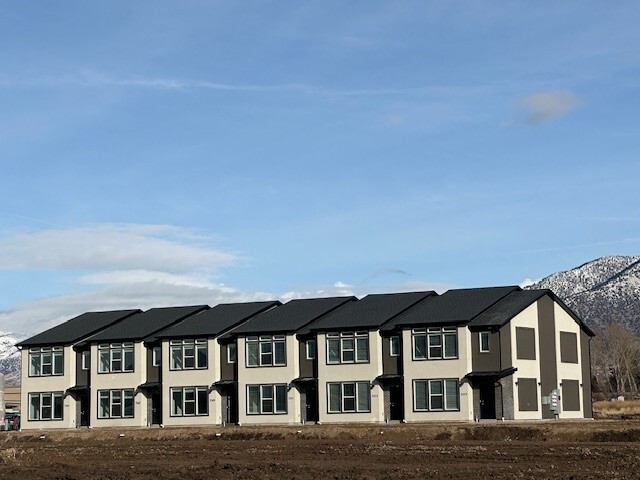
left=81, top=350, right=90, bottom=370
left=327, top=382, right=370, bottom=413
left=170, top=339, right=207, bottom=370
left=227, top=343, right=237, bottom=364
left=306, top=339, right=317, bottom=360
left=170, top=387, right=209, bottom=416
left=247, top=384, right=287, bottom=414
left=98, top=343, right=134, bottom=373
left=29, top=347, right=64, bottom=377
left=28, top=392, right=63, bottom=421
left=326, top=332, right=369, bottom=364
left=390, top=336, right=400, bottom=356
left=560, top=331, right=578, bottom=363
left=412, top=328, right=457, bottom=360
left=479, top=332, right=490, bottom=353
left=413, top=379, right=459, bottom=411
left=515, top=327, right=536, bottom=360
left=246, top=335, right=286, bottom=367
left=98, top=389, right=135, bottom=418
left=152, top=346, right=161, bottom=367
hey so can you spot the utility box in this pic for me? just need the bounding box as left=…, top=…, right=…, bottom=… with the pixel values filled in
left=550, top=389, right=561, bottom=415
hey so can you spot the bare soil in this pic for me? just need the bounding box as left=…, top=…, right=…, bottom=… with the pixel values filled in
left=2, top=421, right=640, bottom=479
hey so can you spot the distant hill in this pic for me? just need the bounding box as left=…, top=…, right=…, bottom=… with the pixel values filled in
left=527, top=255, right=640, bottom=333
left=0, top=333, right=21, bottom=387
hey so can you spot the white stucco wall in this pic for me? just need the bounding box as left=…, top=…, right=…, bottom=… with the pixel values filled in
left=402, top=326, right=474, bottom=422
left=161, top=338, right=222, bottom=426
left=20, top=345, right=77, bottom=429
left=510, top=303, right=542, bottom=420
left=316, top=331, right=384, bottom=424
left=237, top=334, right=301, bottom=425
left=554, top=303, right=584, bottom=419
left=89, top=341, right=148, bottom=427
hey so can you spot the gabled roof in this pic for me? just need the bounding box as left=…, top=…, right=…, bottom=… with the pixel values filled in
left=469, top=289, right=596, bottom=336
left=85, top=305, right=209, bottom=343
left=154, top=301, right=281, bottom=340
left=303, top=291, right=436, bottom=333
left=382, top=286, right=519, bottom=331
left=229, top=296, right=356, bottom=336
left=16, top=309, right=142, bottom=348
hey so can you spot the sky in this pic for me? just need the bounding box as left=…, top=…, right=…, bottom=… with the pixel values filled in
left=1, top=1, right=639, bottom=337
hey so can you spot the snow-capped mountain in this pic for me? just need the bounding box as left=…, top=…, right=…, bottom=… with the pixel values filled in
left=0, top=333, right=22, bottom=387
left=527, top=255, right=640, bottom=332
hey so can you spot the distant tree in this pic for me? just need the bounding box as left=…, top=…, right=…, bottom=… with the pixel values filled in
left=591, top=324, right=640, bottom=397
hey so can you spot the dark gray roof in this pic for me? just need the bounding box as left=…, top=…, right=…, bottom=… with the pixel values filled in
left=154, top=301, right=281, bottom=339
left=16, top=310, right=142, bottom=347
left=382, top=286, right=519, bottom=331
left=230, top=296, right=356, bottom=335
left=85, top=305, right=209, bottom=343
left=469, top=290, right=547, bottom=329
left=304, top=291, right=436, bottom=333
left=470, top=289, right=595, bottom=336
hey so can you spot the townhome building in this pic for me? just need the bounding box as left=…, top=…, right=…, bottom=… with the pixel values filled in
left=151, top=301, right=281, bottom=426
left=227, top=296, right=356, bottom=425
left=382, top=287, right=594, bottom=422
left=302, top=291, right=436, bottom=424
left=17, top=309, right=141, bottom=429
left=80, top=305, right=209, bottom=428
left=17, top=286, right=594, bottom=430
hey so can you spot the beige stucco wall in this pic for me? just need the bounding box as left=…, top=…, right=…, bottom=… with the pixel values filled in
left=402, top=326, right=474, bottom=422
left=316, top=331, right=384, bottom=424
left=20, top=346, right=77, bottom=429
left=510, top=303, right=542, bottom=420
left=554, top=303, right=584, bottom=419
left=89, top=341, right=148, bottom=427
left=237, top=334, right=301, bottom=425
left=161, top=338, right=221, bottom=426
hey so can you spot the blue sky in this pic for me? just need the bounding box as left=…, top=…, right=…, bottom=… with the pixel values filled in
left=1, top=1, right=639, bottom=335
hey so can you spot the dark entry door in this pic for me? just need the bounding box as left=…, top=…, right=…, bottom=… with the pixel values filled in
left=305, top=384, right=318, bottom=423
left=151, top=392, right=162, bottom=425
left=225, top=387, right=238, bottom=424
left=389, top=385, right=404, bottom=421
left=479, top=381, right=496, bottom=419
left=79, top=393, right=90, bottom=427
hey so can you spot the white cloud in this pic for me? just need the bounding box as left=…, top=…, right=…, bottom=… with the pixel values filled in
left=519, top=278, right=541, bottom=288
left=0, top=224, right=236, bottom=273
left=518, top=89, right=583, bottom=125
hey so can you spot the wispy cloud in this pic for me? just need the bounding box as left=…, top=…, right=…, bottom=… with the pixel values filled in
left=516, top=89, right=583, bottom=125
left=0, top=70, right=480, bottom=98
left=0, top=224, right=236, bottom=273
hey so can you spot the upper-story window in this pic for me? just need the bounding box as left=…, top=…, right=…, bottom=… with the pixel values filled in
left=170, top=339, right=207, bottom=370
left=81, top=350, right=90, bottom=370
left=306, top=339, right=317, bottom=360
left=29, top=347, right=64, bottom=376
left=246, top=335, right=286, bottom=367
left=412, top=327, right=457, bottom=360
left=227, top=343, right=237, bottom=364
left=326, top=332, right=369, bottom=364
left=152, top=346, right=161, bottom=367
left=390, top=336, right=400, bottom=356
left=479, top=332, right=490, bottom=353
left=98, top=343, right=134, bottom=373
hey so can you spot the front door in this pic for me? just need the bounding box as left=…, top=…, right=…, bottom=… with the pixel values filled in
left=479, top=381, right=496, bottom=419
left=151, top=392, right=162, bottom=425
left=305, top=384, right=318, bottom=423
left=224, top=387, right=238, bottom=425
left=389, top=385, right=404, bottom=421
left=79, top=393, right=89, bottom=427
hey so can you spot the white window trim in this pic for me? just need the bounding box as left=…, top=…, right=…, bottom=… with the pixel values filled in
left=28, top=392, right=64, bottom=421
left=227, top=343, right=237, bottom=364
left=306, top=339, right=317, bottom=360
left=413, top=379, right=460, bottom=412
left=169, top=339, right=208, bottom=370
left=81, top=350, right=90, bottom=370
left=97, top=389, right=135, bottom=419
left=98, top=343, right=134, bottom=373
left=327, top=381, right=371, bottom=413
left=479, top=332, right=490, bottom=353
left=170, top=386, right=209, bottom=417
left=152, top=346, right=161, bottom=367
left=326, top=332, right=369, bottom=364
left=390, top=336, right=400, bottom=356
left=246, top=384, right=288, bottom=415
left=245, top=335, right=287, bottom=367
left=28, top=347, right=64, bottom=377
left=412, top=327, right=458, bottom=360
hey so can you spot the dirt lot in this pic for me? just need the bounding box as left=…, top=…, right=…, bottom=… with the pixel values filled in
left=1, top=421, right=640, bottom=479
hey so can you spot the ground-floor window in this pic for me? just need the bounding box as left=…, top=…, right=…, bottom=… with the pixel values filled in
left=327, top=382, right=370, bottom=413
left=171, top=386, right=209, bottom=416
left=413, top=379, right=459, bottom=411
left=247, top=384, right=287, bottom=414
left=98, top=389, right=135, bottom=418
left=28, top=392, right=63, bottom=421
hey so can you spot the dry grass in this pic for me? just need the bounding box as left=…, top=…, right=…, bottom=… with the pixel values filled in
left=593, top=400, right=640, bottom=418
